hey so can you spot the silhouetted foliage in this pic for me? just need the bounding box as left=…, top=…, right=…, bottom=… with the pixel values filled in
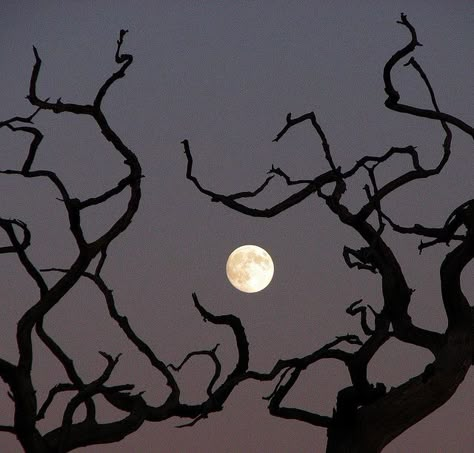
left=0, top=15, right=472, bottom=452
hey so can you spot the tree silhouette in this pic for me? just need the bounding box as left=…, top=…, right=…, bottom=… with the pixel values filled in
left=0, top=14, right=472, bottom=453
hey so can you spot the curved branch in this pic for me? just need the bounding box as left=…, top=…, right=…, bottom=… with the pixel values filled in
left=440, top=206, right=474, bottom=328
left=44, top=394, right=146, bottom=452
left=343, top=145, right=422, bottom=179
left=2, top=124, right=43, bottom=173
left=0, top=31, right=145, bottom=453
left=192, top=293, right=249, bottom=377
left=182, top=139, right=338, bottom=217
left=346, top=300, right=377, bottom=336
left=37, top=383, right=75, bottom=421
left=267, top=368, right=332, bottom=427
left=0, top=219, right=47, bottom=295
left=168, top=344, right=222, bottom=396
left=57, top=352, right=122, bottom=451
left=78, top=174, right=140, bottom=210
left=94, top=29, right=133, bottom=109
left=382, top=200, right=472, bottom=251
left=0, top=218, right=31, bottom=255
left=246, top=335, right=358, bottom=383
left=27, top=46, right=93, bottom=114
left=22, top=31, right=142, bottom=253
left=383, top=14, right=473, bottom=139
left=35, top=320, right=96, bottom=420
left=0, top=169, right=86, bottom=249
left=357, top=52, right=453, bottom=222
left=79, top=270, right=180, bottom=400
left=273, top=111, right=339, bottom=172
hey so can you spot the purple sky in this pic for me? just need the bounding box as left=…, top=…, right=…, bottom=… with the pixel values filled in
left=0, top=1, right=472, bottom=451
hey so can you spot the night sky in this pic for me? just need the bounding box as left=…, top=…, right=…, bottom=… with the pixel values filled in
left=1, top=1, right=472, bottom=452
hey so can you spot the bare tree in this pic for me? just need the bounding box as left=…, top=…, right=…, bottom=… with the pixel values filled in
left=0, top=14, right=472, bottom=453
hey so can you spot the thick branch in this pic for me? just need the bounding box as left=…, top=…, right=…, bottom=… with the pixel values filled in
left=44, top=395, right=146, bottom=452
left=440, top=210, right=474, bottom=328
left=0, top=425, right=16, bottom=435
left=0, top=31, right=145, bottom=453
left=192, top=293, right=249, bottom=378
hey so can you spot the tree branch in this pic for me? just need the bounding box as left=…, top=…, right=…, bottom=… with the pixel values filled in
left=0, top=218, right=31, bottom=255
left=0, top=219, right=48, bottom=295
left=267, top=367, right=332, bottom=427
left=94, top=29, right=133, bottom=109
left=168, top=344, right=222, bottom=396
left=346, top=300, right=378, bottom=336
left=182, top=138, right=338, bottom=217
left=0, top=425, right=16, bottom=435
left=57, top=352, right=122, bottom=451
left=44, top=394, right=147, bottom=452
left=192, top=293, right=249, bottom=378
left=36, top=383, right=76, bottom=421
left=383, top=14, right=473, bottom=139
left=27, top=46, right=93, bottom=114
left=78, top=270, right=180, bottom=401
left=273, top=111, right=339, bottom=173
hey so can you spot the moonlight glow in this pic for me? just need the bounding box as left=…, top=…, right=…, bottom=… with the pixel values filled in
left=226, top=245, right=274, bottom=293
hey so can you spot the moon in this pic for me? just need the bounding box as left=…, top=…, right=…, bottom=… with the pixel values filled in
left=226, top=245, right=274, bottom=293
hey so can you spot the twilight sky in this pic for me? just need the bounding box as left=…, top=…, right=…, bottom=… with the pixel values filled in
left=0, top=1, right=472, bottom=452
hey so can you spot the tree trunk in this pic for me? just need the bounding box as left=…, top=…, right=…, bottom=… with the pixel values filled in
left=326, top=325, right=472, bottom=453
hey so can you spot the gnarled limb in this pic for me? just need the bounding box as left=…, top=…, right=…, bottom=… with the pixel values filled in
left=383, top=14, right=473, bottom=139
left=168, top=344, right=222, bottom=397
left=346, top=300, right=378, bottom=336
left=0, top=219, right=32, bottom=257
left=0, top=29, right=147, bottom=452
left=1, top=11, right=471, bottom=453
left=182, top=137, right=339, bottom=218
left=0, top=219, right=48, bottom=296
left=43, top=267, right=181, bottom=403
left=183, top=14, right=471, bottom=453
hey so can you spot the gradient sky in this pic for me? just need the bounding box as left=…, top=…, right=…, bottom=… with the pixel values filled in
left=0, top=1, right=472, bottom=452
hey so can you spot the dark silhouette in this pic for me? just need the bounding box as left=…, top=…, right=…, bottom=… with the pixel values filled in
left=0, top=15, right=472, bottom=452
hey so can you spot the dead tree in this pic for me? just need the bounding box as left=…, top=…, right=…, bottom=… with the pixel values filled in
left=182, top=13, right=473, bottom=453
left=0, top=14, right=472, bottom=453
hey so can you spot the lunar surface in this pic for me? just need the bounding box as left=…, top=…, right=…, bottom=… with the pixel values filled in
left=226, top=245, right=274, bottom=293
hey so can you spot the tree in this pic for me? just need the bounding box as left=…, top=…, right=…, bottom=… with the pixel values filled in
left=0, top=13, right=472, bottom=453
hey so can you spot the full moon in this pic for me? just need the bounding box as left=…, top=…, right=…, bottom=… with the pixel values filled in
left=226, top=245, right=274, bottom=293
